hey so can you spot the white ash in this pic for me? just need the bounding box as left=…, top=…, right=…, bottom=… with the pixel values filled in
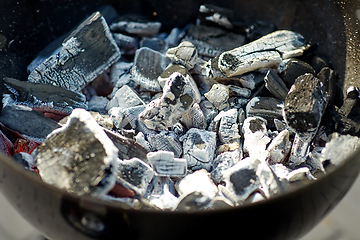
left=36, top=109, right=118, bottom=197
left=180, top=128, right=217, bottom=171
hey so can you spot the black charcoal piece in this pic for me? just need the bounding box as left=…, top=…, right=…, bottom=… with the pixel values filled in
left=339, top=86, right=360, bottom=119
left=280, top=58, right=315, bottom=89
left=246, top=96, right=283, bottom=127
left=28, top=12, right=120, bottom=92
left=110, top=20, right=161, bottom=36
left=0, top=104, right=60, bottom=140
left=228, top=85, right=252, bottom=98
left=182, top=36, right=224, bottom=58
left=246, top=20, right=276, bottom=42
left=36, top=109, right=119, bottom=196
left=140, top=37, right=168, bottom=53
left=264, top=70, right=289, bottom=101
left=283, top=73, right=328, bottom=137
left=112, top=33, right=138, bottom=55
left=198, top=4, right=235, bottom=30
left=131, top=47, right=171, bottom=92
left=4, top=77, right=87, bottom=113
left=199, top=100, right=219, bottom=125
left=317, top=67, right=336, bottom=104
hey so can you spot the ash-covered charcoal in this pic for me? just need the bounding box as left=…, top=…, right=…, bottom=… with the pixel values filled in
left=112, top=33, right=138, bottom=55
left=131, top=47, right=171, bottom=92
left=199, top=100, right=219, bottom=125
left=283, top=73, right=328, bottom=167
left=180, top=128, right=216, bottom=171
left=147, top=176, right=179, bottom=210
left=265, top=129, right=292, bottom=165
left=139, top=72, right=198, bottom=130
left=242, top=117, right=271, bottom=161
left=166, top=41, right=198, bottom=69
left=228, top=85, right=252, bottom=98
left=116, top=157, right=155, bottom=197
left=147, top=131, right=183, bottom=158
left=3, top=77, right=87, bottom=114
left=28, top=12, right=120, bottom=92
left=106, top=85, right=145, bottom=111
left=182, top=36, right=224, bottom=59
left=109, top=62, right=133, bottom=91
left=87, top=96, right=109, bottom=113
left=218, top=108, right=241, bottom=144
left=279, top=58, right=315, bottom=89
left=246, top=97, right=283, bottom=127
left=0, top=104, right=60, bottom=141
left=211, top=149, right=241, bottom=184
left=180, top=103, right=207, bottom=130
left=204, top=30, right=309, bottom=79
left=176, top=191, right=210, bottom=211
left=110, top=19, right=161, bottom=36
left=198, top=4, right=235, bottom=30
left=140, top=37, right=168, bottom=53
left=36, top=109, right=118, bottom=196
left=264, top=70, right=289, bottom=101
left=204, top=83, right=229, bottom=111
left=147, top=151, right=187, bottom=177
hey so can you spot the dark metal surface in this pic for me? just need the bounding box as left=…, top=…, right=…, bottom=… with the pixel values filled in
left=0, top=0, right=359, bottom=239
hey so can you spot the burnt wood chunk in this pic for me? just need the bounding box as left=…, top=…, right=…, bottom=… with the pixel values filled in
left=280, top=58, right=315, bottom=89
left=28, top=12, right=120, bottom=92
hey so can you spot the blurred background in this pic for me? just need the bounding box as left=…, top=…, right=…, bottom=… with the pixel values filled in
left=0, top=176, right=360, bottom=240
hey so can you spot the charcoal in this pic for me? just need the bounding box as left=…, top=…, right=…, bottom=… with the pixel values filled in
left=310, top=55, right=329, bottom=74
left=204, top=83, right=229, bottom=111
left=176, top=191, right=210, bottom=211
left=216, top=142, right=241, bottom=155
left=0, top=104, right=60, bottom=141
left=264, top=70, right=289, bottom=101
left=36, top=109, right=118, bottom=196
left=244, top=192, right=266, bottom=204
left=148, top=176, right=178, bottom=210
left=110, top=61, right=133, bottom=86
left=246, top=20, right=276, bottom=42
left=228, top=85, right=252, bottom=98
left=199, top=100, right=219, bottom=125
left=339, top=86, right=360, bottom=119
left=265, top=129, right=292, bottom=165
left=28, top=12, right=120, bottom=92
left=179, top=128, right=216, bottom=171
left=116, top=157, right=155, bottom=197
left=12, top=152, right=35, bottom=170
left=182, top=36, right=223, bottom=58
left=180, top=103, right=207, bottom=130
left=166, top=41, right=198, bottom=69
left=176, top=169, right=218, bottom=199
left=286, top=167, right=316, bottom=182
left=121, top=105, right=146, bottom=129
left=139, top=72, right=198, bottom=130
left=88, top=96, right=109, bottom=113
left=106, top=85, right=145, bottom=111
left=205, top=30, right=309, bottom=78
left=110, top=20, right=161, bottom=36
left=218, top=108, right=241, bottom=144
left=147, top=151, right=187, bottom=177
left=211, top=149, right=241, bottom=184
left=198, top=4, right=235, bottom=30
left=279, top=58, right=315, bottom=88
left=242, top=117, right=271, bottom=161
left=165, top=27, right=188, bottom=47
left=131, top=47, right=171, bottom=92
left=60, top=112, right=113, bottom=130
left=246, top=97, right=283, bottom=127
left=140, top=37, right=168, bottom=53
left=235, top=73, right=256, bottom=90
left=112, top=32, right=138, bottom=55
left=148, top=131, right=183, bottom=158
left=317, top=67, right=336, bottom=104
left=134, top=132, right=155, bottom=152
left=4, top=77, right=87, bottom=114
left=207, top=196, right=234, bottom=210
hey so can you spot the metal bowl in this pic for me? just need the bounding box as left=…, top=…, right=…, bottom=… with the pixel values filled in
left=0, top=0, right=360, bottom=239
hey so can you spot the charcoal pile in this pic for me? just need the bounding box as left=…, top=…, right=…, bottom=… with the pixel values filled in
left=1, top=4, right=359, bottom=211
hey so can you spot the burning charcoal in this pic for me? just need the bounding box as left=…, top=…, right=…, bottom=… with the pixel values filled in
left=112, top=33, right=138, bottom=55
left=157, top=64, right=201, bottom=101
left=211, top=149, right=241, bottom=184
left=218, top=108, right=241, bottom=144
left=246, top=97, right=283, bottom=127
left=265, top=129, right=292, bottom=165
left=28, top=12, right=120, bottom=92
left=131, top=47, right=171, bottom=92
left=110, top=20, right=161, bottom=36
left=319, top=133, right=360, bottom=168
left=199, top=100, right=219, bottom=125
left=140, top=37, right=168, bottom=53
left=176, top=169, right=218, bottom=199
left=4, top=77, right=87, bottom=114
left=182, top=37, right=223, bottom=58
left=116, top=157, right=155, bottom=197
left=279, top=58, right=315, bottom=88
left=198, top=4, right=234, bottom=30
left=148, top=131, right=183, bottom=158
left=204, top=83, right=229, bottom=111
left=166, top=41, right=198, bottom=69
left=36, top=109, right=118, bottom=196
left=104, top=128, right=148, bottom=162
left=147, top=151, right=187, bottom=177
left=264, top=70, right=289, bottom=101
left=222, top=158, right=279, bottom=203
left=176, top=191, right=210, bottom=211
left=179, top=128, right=216, bottom=171
left=139, top=72, right=198, bottom=130
left=12, top=152, right=35, bottom=170
left=283, top=73, right=328, bottom=167
left=228, top=85, right=252, bottom=98
left=88, top=96, right=109, bottom=113
left=205, top=30, right=309, bottom=78
left=242, top=117, right=271, bottom=161
left=180, top=103, right=207, bottom=130
left=106, top=85, right=145, bottom=111
left=317, top=67, right=336, bottom=104
left=0, top=104, right=60, bottom=141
